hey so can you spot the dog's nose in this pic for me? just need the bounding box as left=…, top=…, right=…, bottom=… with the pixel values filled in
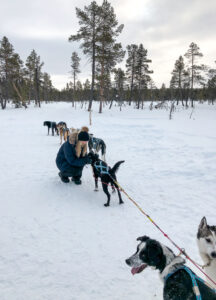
left=211, top=252, right=216, bottom=258
left=125, top=259, right=131, bottom=266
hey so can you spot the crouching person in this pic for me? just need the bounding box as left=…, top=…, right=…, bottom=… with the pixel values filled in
left=56, top=126, right=91, bottom=185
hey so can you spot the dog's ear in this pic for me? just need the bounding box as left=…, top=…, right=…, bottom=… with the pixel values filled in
left=198, top=216, right=210, bottom=238
left=146, top=240, right=163, bottom=266
left=199, top=217, right=207, bottom=229
left=137, top=236, right=150, bottom=242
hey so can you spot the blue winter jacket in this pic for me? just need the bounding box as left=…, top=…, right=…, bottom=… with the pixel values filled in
left=56, top=139, right=88, bottom=172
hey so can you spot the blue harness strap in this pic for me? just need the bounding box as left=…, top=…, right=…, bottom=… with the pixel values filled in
left=165, top=266, right=216, bottom=300
left=94, top=161, right=109, bottom=175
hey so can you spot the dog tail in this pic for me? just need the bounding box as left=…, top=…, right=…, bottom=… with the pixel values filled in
left=101, top=141, right=106, bottom=156
left=110, top=161, right=124, bottom=174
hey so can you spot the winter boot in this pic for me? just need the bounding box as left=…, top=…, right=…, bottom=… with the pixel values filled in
left=58, top=172, right=69, bottom=183
left=72, top=177, right=82, bottom=185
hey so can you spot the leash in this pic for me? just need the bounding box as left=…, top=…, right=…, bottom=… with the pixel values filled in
left=176, top=250, right=210, bottom=270
left=107, top=175, right=216, bottom=288
left=165, top=266, right=216, bottom=299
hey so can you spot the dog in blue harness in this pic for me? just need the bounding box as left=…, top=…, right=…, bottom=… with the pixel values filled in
left=125, top=236, right=216, bottom=299
left=88, top=151, right=124, bottom=207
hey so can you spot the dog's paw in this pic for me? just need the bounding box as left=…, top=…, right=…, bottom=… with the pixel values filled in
left=119, top=201, right=124, bottom=205
left=104, top=203, right=110, bottom=207
left=94, top=188, right=99, bottom=192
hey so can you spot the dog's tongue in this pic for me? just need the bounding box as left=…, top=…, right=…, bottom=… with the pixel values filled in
left=131, top=264, right=147, bottom=275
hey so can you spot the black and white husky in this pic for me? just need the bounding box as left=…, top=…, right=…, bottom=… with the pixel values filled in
left=197, top=217, right=216, bottom=287
left=88, top=134, right=106, bottom=161
left=126, top=235, right=216, bottom=299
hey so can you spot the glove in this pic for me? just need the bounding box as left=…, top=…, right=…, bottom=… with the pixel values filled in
left=84, top=156, right=92, bottom=164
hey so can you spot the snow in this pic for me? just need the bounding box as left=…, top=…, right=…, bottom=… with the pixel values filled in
left=0, top=102, right=216, bottom=300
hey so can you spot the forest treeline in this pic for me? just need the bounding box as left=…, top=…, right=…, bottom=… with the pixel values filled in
left=0, top=0, right=216, bottom=112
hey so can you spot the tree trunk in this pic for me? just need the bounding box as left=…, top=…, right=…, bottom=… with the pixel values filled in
left=34, top=68, right=40, bottom=107
left=99, top=71, right=104, bottom=113
left=12, top=82, right=27, bottom=108
left=88, top=19, right=96, bottom=112
left=137, top=81, right=141, bottom=109
left=0, top=82, right=7, bottom=109
left=169, top=100, right=176, bottom=120
left=129, top=71, right=134, bottom=106
left=109, top=99, right=114, bottom=109
left=72, top=71, right=75, bottom=107
left=99, top=48, right=105, bottom=113
left=0, top=87, right=7, bottom=109
left=191, top=54, right=194, bottom=108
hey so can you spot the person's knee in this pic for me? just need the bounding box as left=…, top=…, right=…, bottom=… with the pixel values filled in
left=73, top=167, right=83, bottom=177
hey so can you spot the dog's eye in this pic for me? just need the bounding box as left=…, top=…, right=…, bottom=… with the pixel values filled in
left=206, top=238, right=212, bottom=243
left=139, top=250, right=146, bottom=259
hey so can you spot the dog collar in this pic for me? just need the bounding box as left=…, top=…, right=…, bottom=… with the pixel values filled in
left=161, top=256, right=185, bottom=279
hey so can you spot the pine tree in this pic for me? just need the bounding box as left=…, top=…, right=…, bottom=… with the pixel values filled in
left=113, top=68, right=126, bottom=100
left=69, top=1, right=101, bottom=111
left=134, top=44, right=153, bottom=109
left=25, top=49, right=44, bottom=107
left=112, top=68, right=126, bottom=110
left=83, top=79, right=91, bottom=101
left=148, top=78, right=157, bottom=109
left=184, top=42, right=204, bottom=107
left=84, top=78, right=91, bottom=90
left=10, top=53, right=26, bottom=108
left=0, top=36, right=15, bottom=108
left=71, top=51, right=81, bottom=106
left=42, top=72, right=52, bottom=103
left=207, top=62, right=216, bottom=104
left=76, top=80, right=83, bottom=102
left=0, top=36, right=25, bottom=109
left=96, top=0, right=125, bottom=113
left=170, top=56, right=189, bottom=106
left=159, top=83, right=167, bottom=104
left=126, top=44, right=138, bottom=105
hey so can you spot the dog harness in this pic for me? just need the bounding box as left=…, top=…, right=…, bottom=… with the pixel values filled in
left=165, top=266, right=216, bottom=300
left=94, top=161, right=109, bottom=175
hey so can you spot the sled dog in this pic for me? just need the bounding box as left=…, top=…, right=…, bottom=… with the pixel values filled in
left=89, top=134, right=106, bottom=161
left=56, top=122, right=67, bottom=144
left=88, top=152, right=124, bottom=207
left=43, top=121, right=58, bottom=136
left=126, top=235, right=216, bottom=299
left=197, top=216, right=216, bottom=287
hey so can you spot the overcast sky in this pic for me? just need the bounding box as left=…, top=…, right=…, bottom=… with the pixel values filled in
left=1, top=0, right=216, bottom=89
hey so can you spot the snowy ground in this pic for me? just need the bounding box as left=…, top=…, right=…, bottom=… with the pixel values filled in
left=0, top=101, right=216, bottom=300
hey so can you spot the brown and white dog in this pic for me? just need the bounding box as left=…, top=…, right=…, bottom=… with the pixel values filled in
left=57, top=122, right=67, bottom=144
left=197, top=217, right=216, bottom=287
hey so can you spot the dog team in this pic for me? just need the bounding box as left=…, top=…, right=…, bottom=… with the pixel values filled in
left=43, top=121, right=74, bottom=144
left=44, top=120, right=216, bottom=299
left=44, top=121, right=122, bottom=206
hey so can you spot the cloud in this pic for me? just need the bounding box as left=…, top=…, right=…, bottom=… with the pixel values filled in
left=1, top=0, right=216, bottom=89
